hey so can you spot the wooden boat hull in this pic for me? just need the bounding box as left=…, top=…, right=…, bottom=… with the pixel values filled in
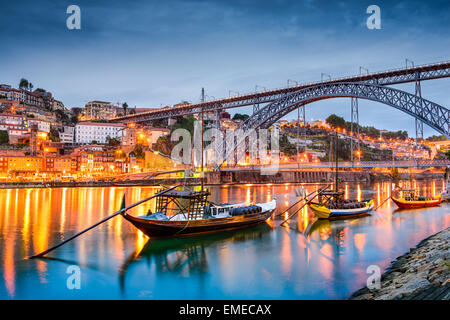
left=121, top=209, right=275, bottom=238
left=308, top=200, right=374, bottom=219
left=391, top=195, right=441, bottom=208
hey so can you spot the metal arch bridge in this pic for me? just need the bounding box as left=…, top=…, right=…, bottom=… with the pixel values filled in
left=213, top=81, right=449, bottom=170
left=111, top=61, right=450, bottom=123
left=221, top=160, right=450, bottom=171
left=236, top=82, right=449, bottom=136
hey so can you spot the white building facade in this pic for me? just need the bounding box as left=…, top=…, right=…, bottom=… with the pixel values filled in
left=75, top=122, right=125, bottom=144
left=27, top=119, right=51, bottom=133
left=59, top=126, right=75, bottom=144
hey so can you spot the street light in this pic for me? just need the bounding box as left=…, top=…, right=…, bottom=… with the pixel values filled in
left=355, top=150, right=362, bottom=161
left=229, top=90, right=239, bottom=97
left=255, top=85, right=266, bottom=92
left=287, top=79, right=299, bottom=87
left=321, top=73, right=331, bottom=82
left=359, top=66, right=369, bottom=75
left=405, top=58, right=415, bottom=68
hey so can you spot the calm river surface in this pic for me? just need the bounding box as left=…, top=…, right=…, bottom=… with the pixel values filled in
left=0, top=181, right=448, bottom=299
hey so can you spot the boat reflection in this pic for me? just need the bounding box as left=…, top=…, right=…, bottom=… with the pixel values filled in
left=303, top=218, right=365, bottom=260
left=305, top=219, right=347, bottom=251
left=118, top=223, right=272, bottom=293
left=392, top=206, right=442, bottom=214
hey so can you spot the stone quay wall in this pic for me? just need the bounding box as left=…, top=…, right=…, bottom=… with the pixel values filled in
left=350, top=227, right=450, bottom=300
left=206, top=170, right=371, bottom=185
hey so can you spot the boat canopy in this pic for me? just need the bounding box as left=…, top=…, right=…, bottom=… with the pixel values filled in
left=155, top=189, right=210, bottom=199
left=153, top=188, right=210, bottom=220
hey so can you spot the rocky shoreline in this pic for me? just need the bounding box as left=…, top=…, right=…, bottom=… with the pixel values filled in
left=350, top=227, right=450, bottom=300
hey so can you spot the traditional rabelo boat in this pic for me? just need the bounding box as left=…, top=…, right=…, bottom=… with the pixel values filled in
left=308, top=190, right=374, bottom=219
left=28, top=97, right=276, bottom=259
left=391, top=189, right=442, bottom=209
left=307, top=132, right=374, bottom=219
left=122, top=188, right=276, bottom=238
left=390, top=147, right=442, bottom=208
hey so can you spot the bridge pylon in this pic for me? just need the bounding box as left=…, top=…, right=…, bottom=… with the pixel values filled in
left=415, top=74, right=424, bottom=144
left=350, top=97, right=360, bottom=163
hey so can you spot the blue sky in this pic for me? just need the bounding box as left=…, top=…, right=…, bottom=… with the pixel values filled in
left=0, top=0, right=449, bottom=137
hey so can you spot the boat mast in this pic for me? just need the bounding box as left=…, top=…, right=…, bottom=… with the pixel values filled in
left=335, top=131, right=339, bottom=192
left=409, top=147, right=413, bottom=189
left=201, top=87, right=205, bottom=192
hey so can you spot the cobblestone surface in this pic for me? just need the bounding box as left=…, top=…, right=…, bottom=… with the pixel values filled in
left=350, top=227, right=450, bottom=300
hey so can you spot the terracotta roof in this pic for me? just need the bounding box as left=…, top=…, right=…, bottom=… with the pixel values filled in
left=76, top=122, right=125, bottom=127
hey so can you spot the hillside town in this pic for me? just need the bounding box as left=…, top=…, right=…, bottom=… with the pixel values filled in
left=0, top=80, right=448, bottom=183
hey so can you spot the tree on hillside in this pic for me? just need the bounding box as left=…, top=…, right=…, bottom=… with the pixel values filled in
left=71, top=107, right=83, bottom=116
left=106, top=136, right=121, bottom=147
left=232, top=113, right=250, bottom=121
left=133, top=144, right=145, bottom=159
left=382, top=130, right=408, bottom=140
left=280, top=134, right=297, bottom=156
left=122, top=102, right=128, bottom=116
left=171, top=115, right=196, bottom=136
left=426, top=135, right=448, bottom=142
left=19, top=78, right=29, bottom=90
left=70, top=108, right=83, bottom=124
left=55, top=109, right=70, bottom=125
left=0, top=130, right=9, bottom=144
left=49, top=127, right=60, bottom=142
left=325, top=114, right=346, bottom=129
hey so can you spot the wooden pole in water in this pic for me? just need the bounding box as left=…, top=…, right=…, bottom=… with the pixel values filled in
left=374, top=186, right=402, bottom=211
left=275, top=185, right=329, bottom=217
left=280, top=185, right=330, bottom=226
left=28, top=184, right=181, bottom=259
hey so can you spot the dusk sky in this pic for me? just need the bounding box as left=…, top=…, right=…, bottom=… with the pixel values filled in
left=1, top=0, right=449, bottom=137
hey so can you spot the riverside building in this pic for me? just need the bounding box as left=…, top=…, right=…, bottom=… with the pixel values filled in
left=75, top=122, right=125, bottom=144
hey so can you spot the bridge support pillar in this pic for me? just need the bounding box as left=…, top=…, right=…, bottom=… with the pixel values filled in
left=350, top=97, right=360, bottom=163
left=415, top=76, right=424, bottom=144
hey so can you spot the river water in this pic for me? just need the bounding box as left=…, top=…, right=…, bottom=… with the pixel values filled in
left=0, top=181, right=448, bottom=299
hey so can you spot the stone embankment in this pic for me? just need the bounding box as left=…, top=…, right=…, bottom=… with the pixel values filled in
left=206, top=170, right=371, bottom=185
left=0, top=178, right=201, bottom=189
left=350, top=227, right=450, bottom=300
left=0, top=170, right=444, bottom=189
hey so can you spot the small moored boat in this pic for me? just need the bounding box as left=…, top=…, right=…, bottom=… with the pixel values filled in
left=307, top=132, right=374, bottom=220
left=391, top=189, right=442, bottom=208
left=308, top=191, right=374, bottom=219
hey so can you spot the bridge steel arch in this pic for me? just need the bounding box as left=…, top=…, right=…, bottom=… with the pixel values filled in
left=244, top=82, right=449, bottom=135
left=216, top=82, right=449, bottom=170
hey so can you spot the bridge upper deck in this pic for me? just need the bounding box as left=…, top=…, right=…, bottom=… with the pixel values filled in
left=112, top=60, right=450, bottom=123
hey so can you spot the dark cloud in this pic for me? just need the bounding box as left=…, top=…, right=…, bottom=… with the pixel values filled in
left=0, top=0, right=449, bottom=136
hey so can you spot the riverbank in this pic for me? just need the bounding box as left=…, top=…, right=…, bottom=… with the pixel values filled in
left=350, top=227, right=450, bottom=300
left=207, top=170, right=444, bottom=185
left=0, top=178, right=200, bottom=189
left=0, top=170, right=444, bottom=189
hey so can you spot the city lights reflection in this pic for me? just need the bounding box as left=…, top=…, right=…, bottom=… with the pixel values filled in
left=0, top=180, right=447, bottom=299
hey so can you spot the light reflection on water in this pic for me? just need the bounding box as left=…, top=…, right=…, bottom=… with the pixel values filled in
left=0, top=181, right=448, bottom=299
